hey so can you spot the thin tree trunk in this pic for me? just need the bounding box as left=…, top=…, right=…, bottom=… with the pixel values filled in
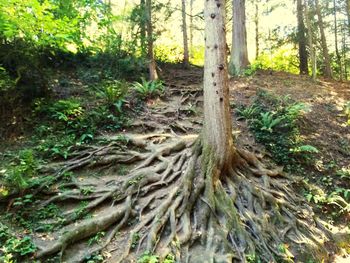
left=346, top=0, right=350, bottom=35
left=204, top=0, right=234, bottom=170
left=304, top=0, right=316, bottom=80
left=333, top=0, right=343, bottom=80
left=182, top=0, right=190, bottom=67
left=146, top=0, right=158, bottom=80
left=229, top=0, right=249, bottom=76
left=190, top=0, right=194, bottom=58
left=255, top=1, right=260, bottom=58
left=140, top=0, right=147, bottom=57
left=297, top=0, right=309, bottom=74
left=315, top=0, right=332, bottom=78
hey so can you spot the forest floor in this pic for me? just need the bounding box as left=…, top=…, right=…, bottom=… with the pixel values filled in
left=0, top=64, right=349, bottom=262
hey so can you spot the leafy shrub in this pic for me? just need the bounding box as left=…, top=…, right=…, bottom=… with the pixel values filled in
left=238, top=90, right=316, bottom=166
left=3, top=149, right=38, bottom=192
left=0, top=222, right=36, bottom=262
left=133, top=78, right=164, bottom=99
left=96, top=80, right=129, bottom=112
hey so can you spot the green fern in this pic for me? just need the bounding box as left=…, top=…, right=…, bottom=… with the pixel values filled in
left=256, top=112, right=284, bottom=133
left=133, top=78, right=164, bottom=99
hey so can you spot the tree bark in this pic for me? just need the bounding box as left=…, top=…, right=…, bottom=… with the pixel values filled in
left=140, top=0, right=147, bottom=57
left=304, top=0, right=317, bottom=80
left=315, top=0, right=332, bottom=78
left=146, top=0, right=158, bottom=80
left=190, top=0, right=194, bottom=58
left=204, top=0, right=234, bottom=170
left=333, top=0, right=343, bottom=80
left=297, top=0, right=309, bottom=75
left=346, top=0, right=350, bottom=35
left=181, top=0, right=190, bottom=67
left=229, top=0, right=249, bottom=75
left=254, top=0, right=260, bottom=58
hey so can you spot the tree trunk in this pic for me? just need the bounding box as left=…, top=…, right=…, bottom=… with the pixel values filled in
left=140, top=0, right=147, bottom=57
left=333, top=0, right=343, bottom=80
left=182, top=0, right=190, bottom=67
left=146, top=0, right=158, bottom=80
left=190, top=0, right=194, bottom=58
left=297, top=0, right=309, bottom=75
left=254, top=0, right=260, bottom=58
left=315, top=0, right=332, bottom=78
left=304, top=0, right=317, bottom=80
left=204, top=0, right=234, bottom=170
left=229, top=0, right=249, bottom=76
left=346, top=0, right=350, bottom=35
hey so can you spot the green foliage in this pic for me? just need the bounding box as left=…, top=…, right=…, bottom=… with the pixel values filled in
left=0, top=222, right=36, bottom=262
left=155, top=44, right=183, bottom=63
left=133, top=78, right=164, bottom=99
left=345, top=101, right=350, bottom=126
left=87, top=232, right=105, bottom=246
left=96, top=80, right=128, bottom=112
left=3, top=150, right=38, bottom=192
left=238, top=90, right=316, bottom=166
left=48, top=99, right=84, bottom=124
left=137, top=251, right=159, bottom=263
left=255, top=112, right=284, bottom=133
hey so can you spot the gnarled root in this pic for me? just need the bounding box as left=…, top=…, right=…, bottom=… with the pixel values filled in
left=34, top=134, right=332, bottom=263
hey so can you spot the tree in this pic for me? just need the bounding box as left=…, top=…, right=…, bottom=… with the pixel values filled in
left=146, top=0, right=158, bottom=80
left=254, top=0, right=260, bottom=58
left=315, top=0, right=332, bottom=78
left=347, top=0, right=350, bottom=35
left=229, top=0, right=249, bottom=75
left=297, top=0, right=309, bottom=75
left=305, top=0, right=317, bottom=80
left=140, top=0, right=147, bottom=57
left=181, top=0, right=190, bottom=67
left=189, top=0, right=194, bottom=57
left=333, top=0, right=343, bottom=80
left=34, top=1, right=332, bottom=262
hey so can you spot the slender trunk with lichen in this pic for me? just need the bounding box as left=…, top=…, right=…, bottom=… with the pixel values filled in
left=182, top=0, right=190, bottom=67
left=333, top=0, right=343, bottom=80
left=347, top=0, right=350, bottom=35
left=146, top=0, right=158, bottom=80
left=229, top=0, right=249, bottom=76
left=315, top=0, right=332, bottom=78
left=305, top=0, right=317, bottom=80
left=140, top=0, right=147, bottom=58
left=204, top=0, right=234, bottom=172
left=255, top=1, right=260, bottom=58
left=190, top=0, right=194, bottom=58
left=297, top=0, right=308, bottom=75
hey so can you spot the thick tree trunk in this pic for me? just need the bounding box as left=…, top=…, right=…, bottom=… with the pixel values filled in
left=315, top=0, right=332, bottom=78
left=255, top=1, right=260, bottom=58
left=333, top=0, right=343, bottom=80
left=140, top=0, right=147, bottom=57
left=182, top=0, right=190, bottom=67
left=204, top=0, right=234, bottom=170
left=146, top=0, right=158, bottom=80
left=229, top=0, right=249, bottom=75
left=304, top=0, right=317, bottom=80
left=297, top=0, right=309, bottom=75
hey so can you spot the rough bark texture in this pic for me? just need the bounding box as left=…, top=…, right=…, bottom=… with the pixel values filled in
left=315, top=0, right=332, bottom=78
left=333, top=0, right=343, bottom=80
left=297, top=0, right=309, bottom=75
left=204, top=0, right=234, bottom=171
left=304, top=0, right=317, bottom=80
left=182, top=0, right=190, bottom=67
left=229, top=0, right=249, bottom=76
left=146, top=0, right=158, bottom=80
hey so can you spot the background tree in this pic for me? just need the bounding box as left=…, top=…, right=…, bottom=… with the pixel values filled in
left=146, top=0, right=158, bottom=80
left=315, top=0, right=332, bottom=78
left=181, top=0, right=190, bottom=67
left=229, top=0, right=249, bottom=75
left=305, top=0, right=317, bottom=80
left=333, top=0, right=343, bottom=80
left=297, top=0, right=309, bottom=74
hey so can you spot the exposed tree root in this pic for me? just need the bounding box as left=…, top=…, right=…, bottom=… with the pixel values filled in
left=33, top=134, right=333, bottom=263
